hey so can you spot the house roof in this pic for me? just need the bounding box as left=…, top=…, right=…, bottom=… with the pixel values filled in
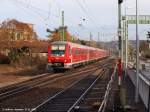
left=7, top=19, right=33, bottom=32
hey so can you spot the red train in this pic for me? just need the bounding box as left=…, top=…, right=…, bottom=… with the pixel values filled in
left=47, top=41, right=109, bottom=70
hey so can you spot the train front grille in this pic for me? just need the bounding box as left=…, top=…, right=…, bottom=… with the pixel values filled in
left=52, top=62, right=64, bottom=67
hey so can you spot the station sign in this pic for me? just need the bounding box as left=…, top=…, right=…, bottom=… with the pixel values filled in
left=122, top=15, right=150, bottom=24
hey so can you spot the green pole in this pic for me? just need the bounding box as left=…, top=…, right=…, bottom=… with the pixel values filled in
left=90, top=32, right=92, bottom=46
left=62, top=11, right=65, bottom=41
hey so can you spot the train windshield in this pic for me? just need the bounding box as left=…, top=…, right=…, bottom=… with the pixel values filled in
left=51, top=44, right=65, bottom=56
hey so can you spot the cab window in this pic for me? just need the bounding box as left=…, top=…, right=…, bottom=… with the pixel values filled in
left=51, top=44, right=65, bottom=56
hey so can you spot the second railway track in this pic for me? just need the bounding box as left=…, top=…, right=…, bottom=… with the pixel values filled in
left=0, top=58, right=111, bottom=101
left=0, top=58, right=115, bottom=112
left=31, top=69, right=106, bottom=112
left=32, top=64, right=114, bottom=112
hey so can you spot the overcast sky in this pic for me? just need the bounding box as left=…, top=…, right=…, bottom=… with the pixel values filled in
left=0, top=0, right=150, bottom=41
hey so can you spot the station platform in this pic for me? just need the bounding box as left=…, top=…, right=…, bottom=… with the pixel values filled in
left=123, top=69, right=147, bottom=112
left=129, top=60, right=150, bottom=80
left=141, top=69, right=150, bottom=80
left=106, top=68, right=148, bottom=112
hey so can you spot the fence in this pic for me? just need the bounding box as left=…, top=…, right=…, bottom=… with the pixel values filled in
left=127, top=68, right=150, bottom=112
left=98, top=64, right=117, bottom=112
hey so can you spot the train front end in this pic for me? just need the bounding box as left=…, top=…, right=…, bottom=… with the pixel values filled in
left=47, top=42, right=72, bottom=70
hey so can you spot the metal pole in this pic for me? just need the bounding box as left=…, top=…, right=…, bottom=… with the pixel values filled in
left=135, top=0, right=139, bottom=103
left=118, top=0, right=122, bottom=86
left=127, top=23, right=129, bottom=60
left=98, top=32, right=100, bottom=48
left=123, top=20, right=125, bottom=70
left=90, top=32, right=92, bottom=47
left=125, top=1, right=128, bottom=77
left=62, top=11, right=65, bottom=41
left=125, top=19, right=128, bottom=77
left=122, top=21, right=124, bottom=67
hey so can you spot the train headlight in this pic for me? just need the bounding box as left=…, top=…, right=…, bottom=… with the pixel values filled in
left=64, top=59, right=67, bottom=63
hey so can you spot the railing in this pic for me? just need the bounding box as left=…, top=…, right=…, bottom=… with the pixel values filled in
left=98, top=64, right=117, bottom=112
left=127, top=66, right=150, bottom=112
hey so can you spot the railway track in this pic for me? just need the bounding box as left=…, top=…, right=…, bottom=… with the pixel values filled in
left=0, top=73, right=62, bottom=101
left=0, top=67, right=99, bottom=101
left=0, top=58, right=114, bottom=111
left=31, top=64, right=114, bottom=112
left=72, top=69, right=112, bottom=112
left=0, top=58, right=111, bottom=101
left=31, top=69, right=106, bottom=112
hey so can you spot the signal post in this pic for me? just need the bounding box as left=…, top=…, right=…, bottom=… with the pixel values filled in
left=118, top=0, right=123, bottom=86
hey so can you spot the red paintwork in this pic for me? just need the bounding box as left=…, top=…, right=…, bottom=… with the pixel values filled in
left=48, top=45, right=51, bottom=62
left=118, top=58, right=122, bottom=77
left=48, top=41, right=109, bottom=68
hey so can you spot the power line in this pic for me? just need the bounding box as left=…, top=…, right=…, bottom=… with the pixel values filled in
left=12, top=1, right=46, bottom=23
left=75, top=0, right=100, bottom=30
left=13, top=0, right=88, bottom=38
left=82, top=0, right=96, bottom=20
left=47, top=0, right=52, bottom=19
left=13, top=0, right=81, bottom=27
left=9, top=0, right=102, bottom=39
left=11, top=0, right=62, bottom=30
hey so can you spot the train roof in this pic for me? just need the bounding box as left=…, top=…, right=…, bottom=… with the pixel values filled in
left=51, top=41, right=107, bottom=52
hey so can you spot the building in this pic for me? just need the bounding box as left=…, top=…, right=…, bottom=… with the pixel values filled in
left=0, top=19, right=38, bottom=56
left=0, top=19, right=37, bottom=41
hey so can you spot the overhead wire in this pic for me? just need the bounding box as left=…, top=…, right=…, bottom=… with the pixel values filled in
left=75, top=0, right=101, bottom=30
left=9, top=0, right=108, bottom=39
left=13, top=0, right=83, bottom=28
left=15, top=0, right=84, bottom=38
left=47, top=0, right=52, bottom=19
left=11, top=0, right=62, bottom=35
left=75, top=0, right=106, bottom=41
left=14, top=0, right=89, bottom=29
left=11, top=0, right=46, bottom=23
left=14, top=0, right=47, bottom=20
left=80, top=0, right=117, bottom=41
left=82, top=0, right=110, bottom=32
left=82, top=0, right=97, bottom=23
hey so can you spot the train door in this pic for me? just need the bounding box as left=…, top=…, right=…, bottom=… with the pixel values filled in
left=69, top=47, right=72, bottom=63
left=48, top=45, right=51, bottom=63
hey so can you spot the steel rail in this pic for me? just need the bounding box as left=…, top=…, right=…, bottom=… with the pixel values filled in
left=0, top=63, right=94, bottom=94
left=0, top=66, right=100, bottom=102
left=0, top=72, right=51, bottom=93
left=30, top=72, right=95, bottom=112
left=0, top=73, right=62, bottom=100
left=0, top=59, right=105, bottom=95
left=30, top=67, right=106, bottom=112
left=67, top=70, right=106, bottom=112
left=0, top=60, right=106, bottom=100
left=98, top=64, right=117, bottom=112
